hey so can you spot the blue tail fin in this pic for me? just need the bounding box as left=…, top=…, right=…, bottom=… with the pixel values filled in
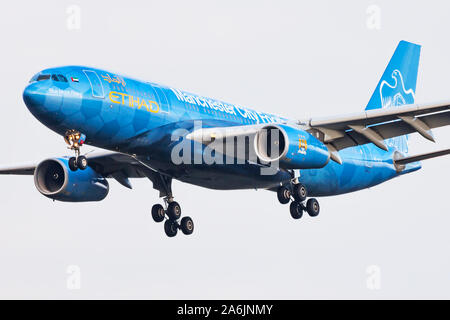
left=366, top=40, right=421, bottom=154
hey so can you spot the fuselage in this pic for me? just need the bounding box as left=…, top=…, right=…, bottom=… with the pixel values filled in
left=22, top=66, right=421, bottom=196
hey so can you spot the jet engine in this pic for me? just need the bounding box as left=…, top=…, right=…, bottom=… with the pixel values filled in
left=254, top=124, right=330, bottom=169
left=34, top=158, right=109, bottom=202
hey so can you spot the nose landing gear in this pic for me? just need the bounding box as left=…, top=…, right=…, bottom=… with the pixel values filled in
left=277, top=183, right=320, bottom=220
left=151, top=197, right=194, bottom=237
left=64, top=130, right=88, bottom=171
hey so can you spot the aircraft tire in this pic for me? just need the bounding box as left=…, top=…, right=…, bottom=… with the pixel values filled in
left=306, top=198, right=320, bottom=217
left=293, top=184, right=307, bottom=202
left=164, top=220, right=178, bottom=237
left=68, top=157, right=78, bottom=171
left=289, top=201, right=304, bottom=219
left=77, top=156, right=88, bottom=170
left=180, top=216, right=194, bottom=235
left=167, top=201, right=182, bottom=220
left=277, top=186, right=291, bottom=204
left=151, top=204, right=165, bottom=223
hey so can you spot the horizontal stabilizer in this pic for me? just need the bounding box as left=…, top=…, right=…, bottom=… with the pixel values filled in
left=394, top=148, right=450, bottom=165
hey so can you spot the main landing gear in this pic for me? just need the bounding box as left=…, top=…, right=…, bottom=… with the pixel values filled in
left=64, top=129, right=88, bottom=171
left=145, top=171, right=194, bottom=237
left=277, top=183, right=320, bottom=220
left=151, top=197, right=194, bottom=237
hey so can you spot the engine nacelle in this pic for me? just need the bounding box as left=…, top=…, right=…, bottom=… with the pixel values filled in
left=254, top=124, right=330, bottom=169
left=34, top=158, right=109, bottom=202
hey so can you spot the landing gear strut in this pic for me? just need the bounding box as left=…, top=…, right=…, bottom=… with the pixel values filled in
left=277, top=182, right=320, bottom=220
left=151, top=197, right=194, bottom=237
left=64, top=129, right=87, bottom=171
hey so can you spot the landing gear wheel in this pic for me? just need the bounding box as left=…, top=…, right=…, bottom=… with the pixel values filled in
left=151, top=204, right=165, bottom=223
left=293, top=184, right=307, bottom=202
left=76, top=155, right=88, bottom=170
left=167, top=201, right=182, bottom=220
left=277, top=186, right=291, bottom=204
left=68, top=157, right=78, bottom=171
left=289, top=201, right=304, bottom=219
left=164, top=220, right=178, bottom=237
left=180, top=216, right=194, bottom=235
left=64, top=130, right=87, bottom=171
left=306, top=198, right=320, bottom=217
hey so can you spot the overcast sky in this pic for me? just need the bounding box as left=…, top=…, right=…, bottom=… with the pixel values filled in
left=0, top=0, right=450, bottom=299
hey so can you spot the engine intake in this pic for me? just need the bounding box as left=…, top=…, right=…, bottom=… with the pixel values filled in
left=34, top=158, right=109, bottom=202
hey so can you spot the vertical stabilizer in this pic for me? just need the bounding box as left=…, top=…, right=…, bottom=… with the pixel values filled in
left=366, top=40, right=421, bottom=154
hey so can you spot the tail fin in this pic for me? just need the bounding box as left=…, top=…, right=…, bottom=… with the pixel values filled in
left=366, top=40, right=421, bottom=154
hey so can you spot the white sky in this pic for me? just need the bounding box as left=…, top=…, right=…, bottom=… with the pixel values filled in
left=0, top=0, right=449, bottom=299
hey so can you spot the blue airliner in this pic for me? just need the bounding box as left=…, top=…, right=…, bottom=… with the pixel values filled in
left=1, top=40, right=449, bottom=237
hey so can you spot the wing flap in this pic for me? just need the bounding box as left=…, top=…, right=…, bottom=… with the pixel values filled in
left=86, top=150, right=172, bottom=196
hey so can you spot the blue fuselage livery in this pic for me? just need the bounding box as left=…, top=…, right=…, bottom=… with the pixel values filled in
left=24, top=66, right=294, bottom=190
left=5, top=40, right=450, bottom=237
left=23, top=65, right=417, bottom=194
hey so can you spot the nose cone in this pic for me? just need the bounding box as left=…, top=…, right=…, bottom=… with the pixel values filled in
left=23, top=81, right=65, bottom=130
left=23, top=82, right=46, bottom=114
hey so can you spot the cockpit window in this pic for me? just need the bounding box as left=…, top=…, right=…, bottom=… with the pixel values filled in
left=30, top=73, right=68, bottom=83
left=51, top=74, right=68, bottom=82
left=36, top=74, right=50, bottom=81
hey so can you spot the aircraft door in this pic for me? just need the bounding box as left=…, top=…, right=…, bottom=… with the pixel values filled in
left=83, top=70, right=105, bottom=98
left=152, top=85, right=170, bottom=114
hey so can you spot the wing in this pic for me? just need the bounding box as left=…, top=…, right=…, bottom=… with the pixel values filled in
left=186, top=123, right=273, bottom=164
left=0, top=152, right=144, bottom=178
left=0, top=151, right=173, bottom=196
left=306, top=100, right=450, bottom=153
left=394, top=148, right=450, bottom=165
left=186, top=123, right=266, bottom=143
left=0, top=164, right=36, bottom=175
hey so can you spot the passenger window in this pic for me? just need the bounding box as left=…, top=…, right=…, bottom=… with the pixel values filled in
left=51, top=75, right=59, bottom=81
left=58, top=74, right=68, bottom=82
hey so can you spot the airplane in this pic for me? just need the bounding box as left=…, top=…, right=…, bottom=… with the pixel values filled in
left=1, top=40, right=450, bottom=237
